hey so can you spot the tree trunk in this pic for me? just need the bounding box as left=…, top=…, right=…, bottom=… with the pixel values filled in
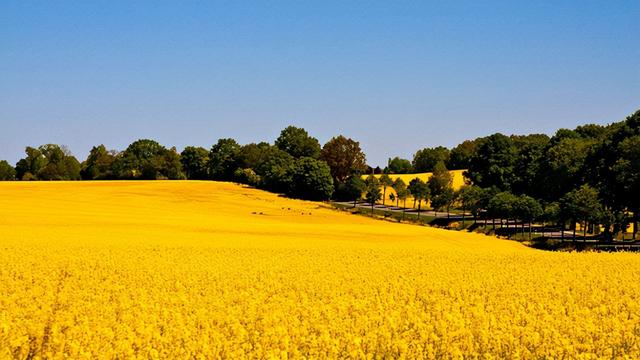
left=529, top=221, right=532, bottom=240
left=572, top=222, right=576, bottom=242
left=382, top=188, right=386, bottom=206
left=417, top=200, right=421, bottom=220
left=462, top=205, right=466, bottom=228
left=584, top=220, right=587, bottom=242
left=371, top=202, right=374, bottom=216
left=561, top=219, right=565, bottom=242
left=522, top=221, right=525, bottom=239
left=492, top=218, right=496, bottom=231
left=353, top=198, right=357, bottom=208
left=633, top=210, right=638, bottom=240
left=402, top=198, right=406, bottom=221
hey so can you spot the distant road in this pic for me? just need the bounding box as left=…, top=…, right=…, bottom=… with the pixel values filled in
left=332, top=201, right=469, bottom=219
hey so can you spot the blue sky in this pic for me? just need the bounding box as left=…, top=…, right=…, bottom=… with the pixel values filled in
left=1, top=1, right=638, bottom=166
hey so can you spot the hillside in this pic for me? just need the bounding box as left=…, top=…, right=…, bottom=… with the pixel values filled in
left=1, top=181, right=639, bottom=358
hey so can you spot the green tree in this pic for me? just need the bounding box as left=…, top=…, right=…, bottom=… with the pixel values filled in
left=180, top=146, right=209, bottom=179
left=364, top=175, right=382, bottom=215
left=385, top=157, right=413, bottom=174
left=457, top=185, right=484, bottom=225
left=467, top=134, right=517, bottom=191
left=378, top=174, right=393, bottom=206
left=392, top=178, right=409, bottom=221
left=113, top=139, right=184, bottom=180
left=81, top=145, right=116, bottom=180
left=510, top=134, right=549, bottom=196
left=15, top=147, right=46, bottom=180
left=513, top=195, right=543, bottom=239
left=275, top=126, right=321, bottom=159
left=286, top=157, right=334, bottom=201
left=408, top=178, right=429, bottom=219
left=612, top=135, right=640, bottom=239
left=320, top=135, right=367, bottom=183
left=16, top=144, right=81, bottom=180
left=538, top=137, right=592, bottom=201
left=448, top=140, right=477, bottom=170
left=560, top=185, right=602, bottom=242
left=412, top=146, right=450, bottom=173
left=488, top=192, right=518, bottom=231
left=234, top=168, right=261, bottom=186
left=342, top=174, right=367, bottom=207
left=260, top=152, right=295, bottom=193
left=428, top=161, right=454, bottom=216
left=208, top=138, right=241, bottom=181
left=0, top=160, right=16, bottom=180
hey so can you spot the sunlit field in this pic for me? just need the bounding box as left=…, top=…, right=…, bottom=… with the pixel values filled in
left=1, top=181, right=639, bottom=358
left=366, top=170, right=467, bottom=208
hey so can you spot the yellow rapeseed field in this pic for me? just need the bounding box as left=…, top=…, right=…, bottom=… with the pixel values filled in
left=364, top=170, right=467, bottom=208
left=1, top=181, right=639, bottom=359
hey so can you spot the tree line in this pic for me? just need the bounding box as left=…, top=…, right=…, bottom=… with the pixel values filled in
left=375, top=110, right=638, bottom=241
left=0, top=126, right=368, bottom=202
left=0, top=110, right=638, bottom=240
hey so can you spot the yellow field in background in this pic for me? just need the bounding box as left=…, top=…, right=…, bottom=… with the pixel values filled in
left=1, top=181, right=639, bottom=358
left=364, top=170, right=467, bottom=208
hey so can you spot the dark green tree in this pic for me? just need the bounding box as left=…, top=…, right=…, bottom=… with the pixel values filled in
left=457, top=185, right=484, bottom=225
left=448, top=140, right=477, bottom=170
left=467, top=134, right=517, bottom=191
left=234, top=168, right=261, bottom=186
left=15, top=147, right=47, bottom=180
left=81, top=145, right=116, bottom=180
left=208, top=138, right=241, bottom=181
left=113, top=139, right=184, bottom=180
left=428, top=161, right=454, bottom=216
left=286, top=157, right=334, bottom=200
left=342, top=174, right=367, bottom=207
left=408, top=178, right=429, bottom=219
left=412, top=146, right=450, bottom=173
left=0, top=160, right=16, bottom=180
left=513, top=195, right=543, bottom=239
left=385, top=157, right=413, bottom=174
left=180, top=146, right=209, bottom=179
left=275, top=126, right=321, bottom=159
left=560, top=185, right=602, bottom=242
left=487, top=192, right=518, bottom=231
left=378, top=174, right=393, bottom=206
left=392, top=178, right=409, bottom=221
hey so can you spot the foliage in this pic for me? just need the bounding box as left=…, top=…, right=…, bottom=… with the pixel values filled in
left=112, top=139, right=184, bottom=180
left=448, top=140, right=477, bottom=170
left=286, top=157, right=334, bottom=201
left=208, top=138, right=241, bottom=181
left=180, top=146, right=209, bottom=180
left=81, top=145, right=116, bottom=180
left=320, top=135, right=367, bottom=183
left=385, top=157, right=413, bottom=174
left=560, top=185, right=603, bottom=226
left=412, top=146, right=450, bottom=172
left=275, top=126, right=321, bottom=159
left=338, top=174, right=367, bottom=204
left=0, top=160, right=16, bottom=181
left=233, top=168, right=261, bottom=186
left=408, top=177, right=429, bottom=211
left=467, top=134, right=517, bottom=191
left=16, top=144, right=81, bottom=180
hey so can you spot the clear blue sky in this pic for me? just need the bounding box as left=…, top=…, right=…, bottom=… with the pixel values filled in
left=1, top=1, right=638, bottom=166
